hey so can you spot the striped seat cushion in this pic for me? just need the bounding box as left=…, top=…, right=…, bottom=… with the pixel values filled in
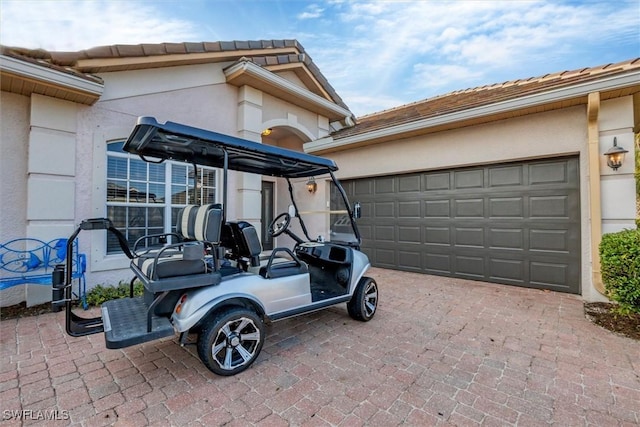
left=140, top=255, right=207, bottom=279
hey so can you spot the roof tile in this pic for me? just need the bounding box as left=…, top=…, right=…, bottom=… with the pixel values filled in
left=265, top=56, right=279, bottom=66
left=333, top=57, right=640, bottom=139
left=84, top=45, right=116, bottom=59
left=219, top=41, right=236, bottom=51
left=253, top=57, right=267, bottom=66
left=234, top=40, right=250, bottom=50
left=115, top=44, right=145, bottom=57
left=203, top=41, right=222, bottom=52
left=164, top=43, right=186, bottom=54
left=277, top=54, right=290, bottom=64
left=184, top=42, right=205, bottom=53
left=141, top=44, right=166, bottom=56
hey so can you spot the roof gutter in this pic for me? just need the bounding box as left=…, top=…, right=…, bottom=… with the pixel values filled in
left=224, top=60, right=354, bottom=126
left=0, top=54, right=104, bottom=96
left=307, top=69, right=640, bottom=153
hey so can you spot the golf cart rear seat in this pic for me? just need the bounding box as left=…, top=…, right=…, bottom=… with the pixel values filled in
left=130, top=204, right=223, bottom=292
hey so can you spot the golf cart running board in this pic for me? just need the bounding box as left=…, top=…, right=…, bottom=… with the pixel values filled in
left=101, top=297, right=174, bottom=349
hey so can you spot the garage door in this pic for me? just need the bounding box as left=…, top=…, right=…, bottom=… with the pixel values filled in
left=342, top=157, right=581, bottom=294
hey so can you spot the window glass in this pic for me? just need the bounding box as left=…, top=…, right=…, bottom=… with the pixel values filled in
left=105, top=141, right=218, bottom=254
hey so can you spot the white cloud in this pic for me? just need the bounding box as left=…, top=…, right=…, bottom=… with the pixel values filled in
left=305, top=0, right=639, bottom=115
left=411, top=63, right=484, bottom=92
left=1, top=0, right=198, bottom=51
left=298, top=4, right=325, bottom=20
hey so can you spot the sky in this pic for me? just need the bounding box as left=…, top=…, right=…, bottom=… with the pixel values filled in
left=1, top=0, right=639, bottom=117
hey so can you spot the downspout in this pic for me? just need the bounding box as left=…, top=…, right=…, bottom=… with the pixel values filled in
left=587, top=92, right=606, bottom=295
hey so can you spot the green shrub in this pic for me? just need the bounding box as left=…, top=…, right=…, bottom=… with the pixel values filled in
left=85, top=281, right=144, bottom=307
left=635, top=138, right=639, bottom=228
left=599, top=228, right=640, bottom=314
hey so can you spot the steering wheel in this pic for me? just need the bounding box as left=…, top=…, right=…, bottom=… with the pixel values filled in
left=268, top=212, right=291, bottom=237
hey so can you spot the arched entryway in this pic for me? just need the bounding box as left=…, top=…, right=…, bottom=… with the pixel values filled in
left=260, top=126, right=310, bottom=250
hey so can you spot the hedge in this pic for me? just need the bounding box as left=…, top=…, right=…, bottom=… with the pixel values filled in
left=599, top=228, right=640, bottom=314
left=85, top=281, right=144, bottom=307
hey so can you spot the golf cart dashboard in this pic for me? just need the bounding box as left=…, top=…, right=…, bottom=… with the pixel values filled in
left=296, top=242, right=350, bottom=265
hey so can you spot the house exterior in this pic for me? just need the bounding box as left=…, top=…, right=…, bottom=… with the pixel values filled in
left=308, top=59, right=640, bottom=301
left=1, top=40, right=638, bottom=306
left=1, top=41, right=354, bottom=306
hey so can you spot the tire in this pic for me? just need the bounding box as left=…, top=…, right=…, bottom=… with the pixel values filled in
left=197, top=307, right=264, bottom=376
left=347, top=277, right=378, bottom=321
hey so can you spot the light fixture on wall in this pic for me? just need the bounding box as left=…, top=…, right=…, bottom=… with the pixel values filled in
left=306, top=177, right=317, bottom=194
left=604, top=137, right=628, bottom=171
left=261, top=128, right=272, bottom=136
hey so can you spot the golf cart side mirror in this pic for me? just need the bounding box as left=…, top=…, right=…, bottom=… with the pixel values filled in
left=353, top=202, right=361, bottom=219
left=288, top=204, right=296, bottom=217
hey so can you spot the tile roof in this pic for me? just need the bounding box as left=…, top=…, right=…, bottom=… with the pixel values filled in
left=332, top=58, right=640, bottom=140
left=1, top=46, right=102, bottom=84
left=1, top=40, right=349, bottom=112
left=46, top=40, right=305, bottom=65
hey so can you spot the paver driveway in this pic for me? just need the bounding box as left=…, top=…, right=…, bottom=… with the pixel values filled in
left=1, top=268, right=639, bottom=426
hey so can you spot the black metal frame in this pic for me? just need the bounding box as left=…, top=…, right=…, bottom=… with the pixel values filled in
left=124, top=116, right=362, bottom=246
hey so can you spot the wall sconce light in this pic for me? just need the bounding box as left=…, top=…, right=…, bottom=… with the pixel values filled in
left=261, top=128, right=272, bottom=136
left=604, top=137, right=628, bottom=171
left=306, top=177, right=317, bottom=194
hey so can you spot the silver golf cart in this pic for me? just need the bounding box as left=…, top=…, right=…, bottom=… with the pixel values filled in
left=55, top=117, right=378, bottom=376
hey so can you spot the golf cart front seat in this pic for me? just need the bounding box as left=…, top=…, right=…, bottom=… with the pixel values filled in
left=220, top=221, right=308, bottom=278
left=131, top=204, right=223, bottom=292
left=221, top=221, right=262, bottom=270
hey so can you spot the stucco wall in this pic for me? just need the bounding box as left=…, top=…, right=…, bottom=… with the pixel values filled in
left=0, top=91, right=29, bottom=243
left=329, top=107, right=587, bottom=179
left=262, top=93, right=319, bottom=141
left=598, top=96, right=637, bottom=234
left=0, top=92, right=30, bottom=306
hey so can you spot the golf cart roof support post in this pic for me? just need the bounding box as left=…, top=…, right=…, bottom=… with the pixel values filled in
left=329, top=170, right=362, bottom=246
left=287, top=177, right=312, bottom=241
left=222, top=150, right=228, bottom=223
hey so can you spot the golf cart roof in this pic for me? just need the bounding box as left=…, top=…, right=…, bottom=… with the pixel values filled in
left=123, top=117, right=338, bottom=178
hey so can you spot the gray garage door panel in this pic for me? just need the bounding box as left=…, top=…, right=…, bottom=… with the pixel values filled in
left=342, top=157, right=581, bottom=294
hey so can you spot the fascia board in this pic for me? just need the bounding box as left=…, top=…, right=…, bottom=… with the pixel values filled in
left=224, top=61, right=352, bottom=120
left=307, top=70, right=640, bottom=153
left=0, top=55, right=104, bottom=96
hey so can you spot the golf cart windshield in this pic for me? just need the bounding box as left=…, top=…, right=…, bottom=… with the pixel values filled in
left=123, top=117, right=361, bottom=246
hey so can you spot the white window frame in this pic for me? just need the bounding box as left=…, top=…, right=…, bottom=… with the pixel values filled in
left=90, top=129, right=219, bottom=272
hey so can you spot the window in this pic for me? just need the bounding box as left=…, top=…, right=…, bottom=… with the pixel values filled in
left=106, top=141, right=218, bottom=254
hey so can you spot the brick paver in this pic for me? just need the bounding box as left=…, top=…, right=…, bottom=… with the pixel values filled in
left=1, top=268, right=638, bottom=426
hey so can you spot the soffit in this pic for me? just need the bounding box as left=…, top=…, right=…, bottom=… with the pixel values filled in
left=0, top=71, right=100, bottom=105
left=224, top=60, right=352, bottom=121
left=0, top=49, right=103, bottom=105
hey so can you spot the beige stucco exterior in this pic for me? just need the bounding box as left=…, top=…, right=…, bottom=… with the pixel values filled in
left=1, top=52, right=345, bottom=306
